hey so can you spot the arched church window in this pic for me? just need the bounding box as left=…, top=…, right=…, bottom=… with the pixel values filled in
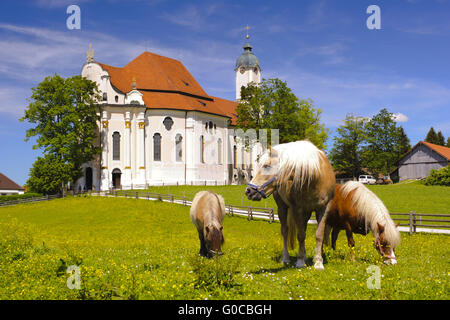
left=209, top=121, right=213, bottom=132
left=130, top=100, right=140, bottom=105
left=217, top=138, right=222, bottom=165
left=102, top=92, right=107, bottom=101
left=112, top=132, right=120, bottom=160
left=200, top=135, right=205, bottom=163
left=163, top=117, right=174, bottom=131
left=153, top=133, right=161, bottom=161
left=115, top=95, right=119, bottom=103
left=175, top=134, right=183, bottom=162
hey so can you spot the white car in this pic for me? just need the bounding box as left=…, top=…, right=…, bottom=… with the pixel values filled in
left=358, top=175, right=376, bottom=185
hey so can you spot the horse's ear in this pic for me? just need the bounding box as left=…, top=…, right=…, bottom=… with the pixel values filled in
left=205, top=226, right=210, bottom=234
left=377, top=222, right=385, bottom=233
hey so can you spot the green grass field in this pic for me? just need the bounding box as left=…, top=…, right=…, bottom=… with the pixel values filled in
left=0, top=191, right=448, bottom=300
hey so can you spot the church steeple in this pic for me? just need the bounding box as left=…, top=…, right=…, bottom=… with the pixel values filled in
left=235, top=26, right=261, bottom=101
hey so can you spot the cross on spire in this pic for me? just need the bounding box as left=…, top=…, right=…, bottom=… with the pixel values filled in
left=86, top=43, right=94, bottom=63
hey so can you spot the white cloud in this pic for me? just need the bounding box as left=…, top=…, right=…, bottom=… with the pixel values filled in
left=392, top=112, right=409, bottom=122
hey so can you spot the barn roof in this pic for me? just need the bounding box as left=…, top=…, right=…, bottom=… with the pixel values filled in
left=97, top=52, right=238, bottom=125
left=397, top=141, right=450, bottom=165
left=0, top=172, right=24, bottom=191
left=421, top=141, right=450, bottom=160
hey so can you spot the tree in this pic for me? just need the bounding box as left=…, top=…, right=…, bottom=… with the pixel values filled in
left=436, top=130, right=446, bottom=146
left=20, top=74, right=101, bottom=192
left=26, top=154, right=73, bottom=195
left=447, top=137, right=450, bottom=148
left=395, top=126, right=411, bottom=159
left=361, top=108, right=400, bottom=176
left=425, top=127, right=438, bottom=144
left=236, top=78, right=328, bottom=149
left=329, top=114, right=366, bottom=179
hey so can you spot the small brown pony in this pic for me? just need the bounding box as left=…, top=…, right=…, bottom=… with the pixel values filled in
left=245, top=140, right=335, bottom=270
left=324, top=181, right=401, bottom=264
left=190, top=191, right=226, bottom=258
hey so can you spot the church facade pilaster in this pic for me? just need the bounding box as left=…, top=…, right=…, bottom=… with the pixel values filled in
left=122, top=111, right=132, bottom=189
left=100, top=110, right=110, bottom=191
left=135, top=111, right=147, bottom=188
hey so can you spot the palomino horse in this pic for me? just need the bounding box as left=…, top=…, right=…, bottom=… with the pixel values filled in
left=324, top=181, right=401, bottom=264
left=190, top=191, right=226, bottom=258
left=245, top=140, right=335, bottom=270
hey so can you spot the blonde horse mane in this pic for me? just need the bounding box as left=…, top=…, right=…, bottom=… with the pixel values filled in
left=260, top=140, right=324, bottom=189
left=341, top=181, right=401, bottom=248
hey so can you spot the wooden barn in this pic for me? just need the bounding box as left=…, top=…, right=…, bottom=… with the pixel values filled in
left=391, top=141, right=450, bottom=181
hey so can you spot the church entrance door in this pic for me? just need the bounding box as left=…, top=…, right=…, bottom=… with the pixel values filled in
left=85, top=167, right=93, bottom=190
left=112, top=168, right=122, bottom=189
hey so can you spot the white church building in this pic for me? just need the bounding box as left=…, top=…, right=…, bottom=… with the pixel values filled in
left=76, top=36, right=263, bottom=191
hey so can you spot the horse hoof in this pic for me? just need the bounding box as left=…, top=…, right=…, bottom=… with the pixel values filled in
left=295, top=259, right=306, bottom=268
left=314, top=261, right=324, bottom=270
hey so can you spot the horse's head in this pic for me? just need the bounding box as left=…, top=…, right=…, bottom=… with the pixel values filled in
left=204, top=224, right=224, bottom=258
left=374, top=223, right=397, bottom=265
left=245, top=147, right=279, bottom=201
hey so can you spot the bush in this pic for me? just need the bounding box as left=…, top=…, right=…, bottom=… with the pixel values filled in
left=187, top=254, right=241, bottom=291
left=0, top=193, right=43, bottom=203
left=424, top=165, right=450, bottom=186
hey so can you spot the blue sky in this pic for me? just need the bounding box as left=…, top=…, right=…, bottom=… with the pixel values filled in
left=0, top=0, right=449, bottom=185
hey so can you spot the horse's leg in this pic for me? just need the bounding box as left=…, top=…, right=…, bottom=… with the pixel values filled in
left=198, top=230, right=207, bottom=257
left=313, top=202, right=332, bottom=270
left=294, top=208, right=309, bottom=268
left=345, top=225, right=355, bottom=261
left=331, top=228, right=340, bottom=250
left=323, top=223, right=332, bottom=247
left=274, top=192, right=290, bottom=264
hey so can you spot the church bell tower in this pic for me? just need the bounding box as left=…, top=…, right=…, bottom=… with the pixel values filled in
left=235, top=26, right=261, bottom=101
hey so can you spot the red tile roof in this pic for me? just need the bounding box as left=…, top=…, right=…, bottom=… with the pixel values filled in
left=0, top=172, right=24, bottom=191
left=421, top=141, right=450, bottom=160
left=97, top=52, right=238, bottom=124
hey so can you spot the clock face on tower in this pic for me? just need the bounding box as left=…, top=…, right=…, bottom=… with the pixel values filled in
left=240, top=67, right=245, bottom=74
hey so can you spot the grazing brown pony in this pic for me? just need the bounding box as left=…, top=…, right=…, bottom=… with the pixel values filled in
left=245, top=140, right=335, bottom=270
left=190, top=191, right=226, bottom=258
left=324, top=181, right=401, bottom=264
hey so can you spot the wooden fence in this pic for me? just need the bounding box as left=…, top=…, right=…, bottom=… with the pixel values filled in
left=102, top=190, right=450, bottom=234
left=390, top=212, right=450, bottom=235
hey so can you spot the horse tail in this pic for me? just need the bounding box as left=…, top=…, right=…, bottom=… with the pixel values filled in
left=287, top=207, right=297, bottom=250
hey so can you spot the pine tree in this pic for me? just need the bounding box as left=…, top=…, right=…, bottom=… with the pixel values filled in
left=425, top=127, right=438, bottom=144
left=395, top=126, right=411, bottom=159
left=436, top=131, right=446, bottom=146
